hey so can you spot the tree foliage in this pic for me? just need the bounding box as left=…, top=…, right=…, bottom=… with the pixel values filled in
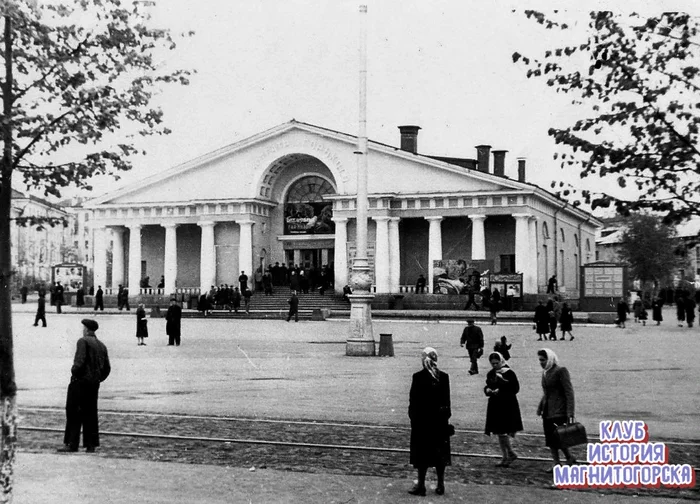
left=513, top=11, right=700, bottom=222
left=617, top=214, right=683, bottom=290
left=0, top=1, right=192, bottom=499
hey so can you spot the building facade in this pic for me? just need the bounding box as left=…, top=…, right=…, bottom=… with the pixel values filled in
left=84, top=121, right=600, bottom=296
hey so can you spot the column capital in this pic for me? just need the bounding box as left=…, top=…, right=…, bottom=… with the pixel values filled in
left=511, top=212, right=533, bottom=220
left=197, top=220, right=216, bottom=228
left=128, top=223, right=142, bottom=231
left=161, top=222, right=180, bottom=229
left=237, top=219, right=255, bottom=226
left=372, top=216, right=391, bottom=222
left=467, top=214, right=487, bottom=221
left=332, top=216, right=349, bottom=224
left=388, top=217, right=401, bottom=223
left=424, top=215, right=444, bottom=222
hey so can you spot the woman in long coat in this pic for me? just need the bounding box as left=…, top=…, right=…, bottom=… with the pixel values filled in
left=534, top=301, right=549, bottom=341
left=136, top=303, right=148, bottom=346
left=484, top=352, right=523, bottom=467
left=559, top=303, right=574, bottom=341
left=408, top=347, right=451, bottom=496
left=536, top=348, right=576, bottom=469
left=652, top=297, right=664, bottom=325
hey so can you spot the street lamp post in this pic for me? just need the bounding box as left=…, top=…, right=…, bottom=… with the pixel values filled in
left=346, top=4, right=375, bottom=356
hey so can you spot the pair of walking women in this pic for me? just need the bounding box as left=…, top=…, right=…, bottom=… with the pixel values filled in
left=408, top=347, right=575, bottom=496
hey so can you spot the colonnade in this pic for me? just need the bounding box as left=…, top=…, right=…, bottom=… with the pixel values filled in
left=92, top=220, right=255, bottom=294
left=334, top=213, right=537, bottom=294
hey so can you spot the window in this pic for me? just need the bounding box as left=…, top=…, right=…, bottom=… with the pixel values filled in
left=574, top=234, right=579, bottom=248
left=542, top=222, right=550, bottom=239
left=560, top=228, right=566, bottom=242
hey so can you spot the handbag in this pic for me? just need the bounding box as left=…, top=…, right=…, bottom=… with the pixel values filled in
left=554, top=422, right=588, bottom=448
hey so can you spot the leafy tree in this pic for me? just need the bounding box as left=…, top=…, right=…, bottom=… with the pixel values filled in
left=0, top=1, right=192, bottom=499
left=513, top=11, right=700, bottom=222
left=617, top=214, right=684, bottom=295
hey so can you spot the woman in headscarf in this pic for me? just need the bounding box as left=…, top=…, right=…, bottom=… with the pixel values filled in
left=536, top=348, right=576, bottom=470
left=484, top=351, right=523, bottom=467
left=408, top=347, right=451, bottom=496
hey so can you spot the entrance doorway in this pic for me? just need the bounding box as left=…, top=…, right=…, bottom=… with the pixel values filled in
left=285, top=248, right=334, bottom=270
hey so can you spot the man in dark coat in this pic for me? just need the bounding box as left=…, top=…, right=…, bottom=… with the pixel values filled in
left=685, top=295, right=697, bottom=328
left=460, top=319, right=484, bottom=375
left=547, top=275, right=558, bottom=294
left=652, top=297, right=664, bottom=325
left=54, top=281, right=64, bottom=314
left=287, top=290, right=299, bottom=322
left=534, top=301, right=550, bottom=341
left=166, top=298, right=182, bottom=346
left=58, top=319, right=110, bottom=453
left=231, top=287, right=241, bottom=313
left=408, top=347, right=451, bottom=496
left=238, top=271, right=248, bottom=292
left=94, top=286, right=104, bottom=311
left=76, top=285, right=85, bottom=308
left=33, top=292, right=47, bottom=328
left=19, top=285, right=28, bottom=304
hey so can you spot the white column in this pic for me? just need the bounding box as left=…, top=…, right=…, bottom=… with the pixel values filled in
left=111, top=227, right=125, bottom=288
left=468, top=214, right=487, bottom=260
left=389, top=217, right=401, bottom=293
left=127, top=224, right=142, bottom=291
left=528, top=217, right=538, bottom=294
left=162, top=222, right=178, bottom=294
left=93, top=225, right=108, bottom=291
left=198, top=221, right=216, bottom=292
left=333, top=217, right=348, bottom=292
left=425, top=216, right=443, bottom=293
left=293, top=249, right=301, bottom=267
left=513, top=213, right=533, bottom=293
left=238, top=220, right=254, bottom=291
left=373, top=217, right=390, bottom=293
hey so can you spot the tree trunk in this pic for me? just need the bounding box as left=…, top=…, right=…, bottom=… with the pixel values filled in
left=0, top=13, right=18, bottom=503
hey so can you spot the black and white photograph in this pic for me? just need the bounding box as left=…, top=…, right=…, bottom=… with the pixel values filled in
left=1, top=1, right=698, bottom=502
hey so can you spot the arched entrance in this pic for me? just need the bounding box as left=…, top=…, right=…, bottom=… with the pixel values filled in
left=282, top=174, right=336, bottom=270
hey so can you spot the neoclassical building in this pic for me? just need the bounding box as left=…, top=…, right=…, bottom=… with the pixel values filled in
left=84, top=120, right=600, bottom=296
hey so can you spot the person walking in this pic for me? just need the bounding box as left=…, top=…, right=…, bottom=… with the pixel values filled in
left=287, top=290, right=299, bottom=322
left=459, top=319, right=484, bottom=375
left=536, top=348, right=576, bottom=470
left=58, top=319, right=111, bottom=453
left=33, top=292, right=47, bottom=328
left=534, top=301, right=549, bottom=341
left=243, top=288, right=252, bottom=315
left=616, top=297, right=630, bottom=328
left=238, top=271, right=249, bottom=292
left=559, top=302, right=574, bottom=341
left=94, top=286, right=104, bottom=311
left=55, top=281, right=64, bottom=314
left=685, top=295, right=697, bottom=328
left=165, top=298, right=182, bottom=346
left=675, top=291, right=686, bottom=327
left=546, top=275, right=558, bottom=294
left=489, top=288, right=501, bottom=325
left=20, top=285, right=28, bottom=304
left=484, top=351, right=523, bottom=467
left=408, top=347, right=452, bottom=496
left=546, top=299, right=558, bottom=341
left=652, top=296, right=664, bottom=326
left=136, top=303, right=148, bottom=346
left=76, top=284, right=85, bottom=309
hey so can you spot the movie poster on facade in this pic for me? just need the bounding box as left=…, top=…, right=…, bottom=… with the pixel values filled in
left=52, top=263, right=85, bottom=291
left=284, top=202, right=334, bottom=235
left=432, top=259, right=492, bottom=295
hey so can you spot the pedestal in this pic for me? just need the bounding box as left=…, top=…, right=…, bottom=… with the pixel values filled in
left=346, top=293, right=376, bottom=356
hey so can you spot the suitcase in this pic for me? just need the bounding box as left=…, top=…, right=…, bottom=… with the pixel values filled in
left=554, top=422, right=588, bottom=448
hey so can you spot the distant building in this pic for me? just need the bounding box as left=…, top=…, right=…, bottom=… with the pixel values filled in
left=83, top=120, right=601, bottom=297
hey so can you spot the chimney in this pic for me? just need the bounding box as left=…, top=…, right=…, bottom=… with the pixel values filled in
left=476, top=145, right=491, bottom=173
left=492, top=150, right=507, bottom=177
left=517, top=158, right=526, bottom=182
left=398, top=125, right=421, bottom=154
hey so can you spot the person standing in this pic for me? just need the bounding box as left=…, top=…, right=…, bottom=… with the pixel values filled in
left=546, top=299, right=558, bottom=341
left=94, top=286, right=104, bottom=311
left=165, top=298, right=182, bottom=346
left=484, top=352, right=523, bottom=467
left=54, top=281, right=64, bottom=314
left=136, top=303, right=148, bottom=346
left=559, top=302, right=574, bottom=341
left=415, top=274, right=427, bottom=294
left=675, top=291, right=686, bottom=327
left=33, top=292, right=47, bottom=328
left=489, top=288, right=501, bottom=325
left=254, top=267, right=263, bottom=292
left=536, top=348, right=576, bottom=470
left=231, top=287, right=241, bottom=314
left=76, top=284, right=85, bottom=309
left=534, top=301, right=549, bottom=341
left=652, top=296, right=664, bottom=326
left=493, top=336, right=511, bottom=361
left=20, top=285, right=28, bottom=304
left=408, top=347, right=451, bottom=496
left=459, top=319, right=484, bottom=375
left=58, top=319, right=111, bottom=453
left=287, top=290, right=299, bottom=322
left=685, top=295, right=697, bottom=328
left=238, top=271, right=249, bottom=292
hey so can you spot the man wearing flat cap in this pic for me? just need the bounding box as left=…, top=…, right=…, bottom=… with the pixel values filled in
left=459, top=319, right=484, bottom=375
left=58, top=319, right=111, bottom=453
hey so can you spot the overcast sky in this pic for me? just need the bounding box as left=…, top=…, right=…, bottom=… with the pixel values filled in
left=46, top=0, right=700, bottom=208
